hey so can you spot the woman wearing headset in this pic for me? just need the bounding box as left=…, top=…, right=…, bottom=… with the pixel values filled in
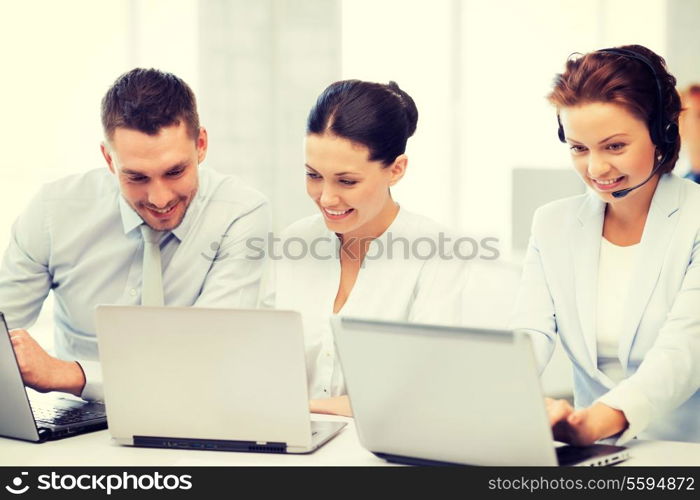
left=260, top=80, right=466, bottom=417
left=511, top=45, right=700, bottom=444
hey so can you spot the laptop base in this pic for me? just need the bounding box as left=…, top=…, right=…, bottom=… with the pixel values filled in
left=134, top=436, right=288, bottom=453
left=36, top=418, right=108, bottom=442
left=30, top=394, right=108, bottom=442
left=556, top=443, right=629, bottom=466
left=375, top=452, right=468, bottom=467
left=375, top=443, right=630, bottom=467
left=129, top=421, right=346, bottom=455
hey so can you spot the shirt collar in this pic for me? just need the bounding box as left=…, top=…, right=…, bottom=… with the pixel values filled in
left=171, top=169, right=209, bottom=241
left=170, top=191, right=202, bottom=242
left=119, top=195, right=145, bottom=235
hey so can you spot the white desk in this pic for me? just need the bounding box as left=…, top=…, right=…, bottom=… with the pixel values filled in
left=1, top=417, right=699, bottom=466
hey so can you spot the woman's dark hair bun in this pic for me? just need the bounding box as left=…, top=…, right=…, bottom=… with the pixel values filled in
left=307, top=79, right=419, bottom=165
left=387, top=81, right=418, bottom=138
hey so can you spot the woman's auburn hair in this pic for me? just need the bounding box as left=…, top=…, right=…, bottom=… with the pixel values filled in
left=548, top=45, right=681, bottom=174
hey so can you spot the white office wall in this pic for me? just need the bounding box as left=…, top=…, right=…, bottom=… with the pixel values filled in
left=197, top=0, right=341, bottom=232
left=0, top=2, right=128, bottom=235
left=127, top=0, right=199, bottom=90
left=341, top=0, right=456, bottom=229
left=666, top=0, right=700, bottom=89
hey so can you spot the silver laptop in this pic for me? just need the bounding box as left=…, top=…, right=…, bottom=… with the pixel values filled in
left=95, top=306, right=345, bottom=454
left=331, top=317, right=629, bottom=466
left=0, top=312, right=107, bottom=442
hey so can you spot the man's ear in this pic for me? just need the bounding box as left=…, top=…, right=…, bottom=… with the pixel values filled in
left=388, top=154, right=408, bottom=186
left=101, top=142, right=116, bottom=174
left=196, top=127, right=209, bottom=164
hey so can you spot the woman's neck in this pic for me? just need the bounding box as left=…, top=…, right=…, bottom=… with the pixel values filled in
left=603, top=174, right=660, bottom=245
left=339, top=198, right=400, bottom=261
left=341, top=199, right=399, bottom=241
left=332, top=198, right=400, bottom=314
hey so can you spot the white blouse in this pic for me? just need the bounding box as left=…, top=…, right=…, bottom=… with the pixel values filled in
left=596, top=237, right=639, bottom=382
left=259, top=207, right=467, bottom=399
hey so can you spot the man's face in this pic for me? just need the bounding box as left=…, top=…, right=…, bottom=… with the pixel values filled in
left=101, top=122, right=207, bottom=231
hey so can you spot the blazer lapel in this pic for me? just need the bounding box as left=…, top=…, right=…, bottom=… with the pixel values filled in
left=571, top=193, right=605, bottom=369
left=618, top=174, right=681, bottom=370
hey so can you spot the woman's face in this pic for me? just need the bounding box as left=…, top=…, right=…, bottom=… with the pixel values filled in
left=304, top=133, right=405, bottom=237
left=559, top=102, right=658, bottom=204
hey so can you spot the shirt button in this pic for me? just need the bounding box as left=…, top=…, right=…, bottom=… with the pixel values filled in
left=129, top=289, right=137, bottom=296
left=325, top=352, right=331, bottom=357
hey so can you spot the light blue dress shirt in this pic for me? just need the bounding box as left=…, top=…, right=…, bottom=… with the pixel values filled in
left=0, top=167, right=270, bottom=400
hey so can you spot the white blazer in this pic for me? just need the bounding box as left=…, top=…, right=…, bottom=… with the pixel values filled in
left=510, top=173, right=700, bottom=443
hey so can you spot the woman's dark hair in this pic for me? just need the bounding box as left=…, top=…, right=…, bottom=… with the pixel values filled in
left=548, top=44, right=681, bottom=174
left=306, top=79, right=418, bottom=166
left=101, top=68, right=200, bottom=141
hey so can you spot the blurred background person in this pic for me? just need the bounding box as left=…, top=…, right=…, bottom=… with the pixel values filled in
left=679, top=84, right=700, bottom=183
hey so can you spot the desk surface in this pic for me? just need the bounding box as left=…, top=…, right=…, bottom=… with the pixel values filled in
left=1, top=416, right=699, bottom=467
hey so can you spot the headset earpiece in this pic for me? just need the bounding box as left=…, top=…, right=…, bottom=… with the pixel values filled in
left=557, top=115, right=566, bottom=143
left=596, top=48, right=677, bottom=153
left=663, top=122, right=679, bottom=145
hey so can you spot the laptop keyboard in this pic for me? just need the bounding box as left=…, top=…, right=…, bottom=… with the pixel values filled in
left=33, top=405, right=106, bottom=426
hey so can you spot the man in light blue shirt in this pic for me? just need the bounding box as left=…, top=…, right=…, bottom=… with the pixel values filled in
left=1, top=68, right=269, bottom=401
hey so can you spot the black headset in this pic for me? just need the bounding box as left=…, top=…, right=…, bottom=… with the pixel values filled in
left=557, top=47, right=678, bottom=162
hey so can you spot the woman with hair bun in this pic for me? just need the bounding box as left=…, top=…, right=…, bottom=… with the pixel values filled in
left=511, top=45, right=700, bottom=444
left=260, top=80, right=465, bottom=417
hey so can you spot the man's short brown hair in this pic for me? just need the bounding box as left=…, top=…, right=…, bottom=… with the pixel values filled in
left=101, top=68, right=200, bottom=141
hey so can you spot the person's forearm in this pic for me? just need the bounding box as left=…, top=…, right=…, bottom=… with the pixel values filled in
left=590, top=402, right=628, bottom=440
left=51, top=360, right=86, bottom=397
left=309, top=396, right=352, bottom=417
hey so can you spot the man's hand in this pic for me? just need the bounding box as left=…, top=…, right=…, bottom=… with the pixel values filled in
left=545, top=397, right=628, bottom=446
left=9, top=329, right=85, bottom=397
left=309, top=395, right=353, bottom=417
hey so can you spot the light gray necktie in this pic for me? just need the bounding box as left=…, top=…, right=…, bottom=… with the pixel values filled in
left=140, top=225, right=164, bottom=306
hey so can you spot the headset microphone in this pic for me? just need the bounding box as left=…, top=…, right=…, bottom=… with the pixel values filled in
left=610, top=155, right=664, bottom=198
